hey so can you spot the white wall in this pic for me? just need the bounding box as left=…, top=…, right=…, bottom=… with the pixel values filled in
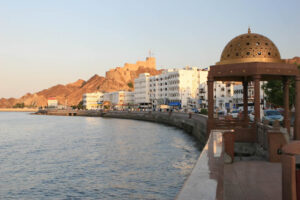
left=83, top=92, right=103, bottom=110
left=134, top=73, right=150, bottom=105
left=148, top=67, right=208, bottom=109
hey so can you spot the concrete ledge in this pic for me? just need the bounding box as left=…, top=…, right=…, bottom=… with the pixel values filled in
left=176, top=130, right=224, bottom=200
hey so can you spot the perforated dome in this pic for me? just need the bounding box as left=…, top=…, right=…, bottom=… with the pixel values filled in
left=216, top=28, right=282, bottom=65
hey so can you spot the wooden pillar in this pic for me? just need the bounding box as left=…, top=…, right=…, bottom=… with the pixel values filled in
left=283, top=77, right=290, bottom=134
left=207, top=76, right=214, bottom=136
left=253, top=75, right=261, bottom=123
left=294, top=76, right=300, bottom=140
left=243, top=81, right=249, bottom=124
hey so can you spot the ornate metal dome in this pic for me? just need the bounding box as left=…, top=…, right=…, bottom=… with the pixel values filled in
left=216, top=28, right=282, bottom=65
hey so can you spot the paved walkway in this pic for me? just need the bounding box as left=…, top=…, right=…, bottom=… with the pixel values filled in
left=224, top=161, right=282, bottom=200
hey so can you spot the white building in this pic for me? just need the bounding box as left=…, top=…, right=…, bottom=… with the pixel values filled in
left=233, top=82, right=266, bottom=110
left=82, top=92, right=103, bottom=110
left=198, top=81, right=236, bottom=111
left=147, top=67, right=208, bottom=110
left=103, top=91, right=134, bottom=110
left=214, top=81, right=235, bottom=111
left=47, top=97, right=58, bottom=108
left=134, top=73, right=151, bottom=108
left=198, top=81, right=267, bottom=112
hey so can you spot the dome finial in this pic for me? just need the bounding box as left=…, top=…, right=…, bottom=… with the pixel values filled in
left=248, top=26, right=251, bottom=34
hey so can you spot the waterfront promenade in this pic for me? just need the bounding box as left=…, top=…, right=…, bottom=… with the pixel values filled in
left=35, top=109, right=288, bottom=199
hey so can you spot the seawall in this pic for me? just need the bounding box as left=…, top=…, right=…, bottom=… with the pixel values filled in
left=102, top=111, right=208, bottom=146
left=36, top=109, right=208, bottom=145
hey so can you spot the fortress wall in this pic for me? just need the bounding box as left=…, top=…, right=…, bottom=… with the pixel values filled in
left=105, top=57, right=156, bottom=81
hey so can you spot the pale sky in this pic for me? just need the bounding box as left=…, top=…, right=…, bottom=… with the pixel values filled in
left=0, top=0, right=299, bottom=98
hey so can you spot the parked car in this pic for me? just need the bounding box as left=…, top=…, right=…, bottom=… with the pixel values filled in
left=230, top=110, right=240, bottom=118
left=249, top=111, right=255, bottom=122
left=262, top=110, right=283, bottom=125
left=191, top=108, right=199, bottom=113
left=275, top=108, right=285, bottom=116
left=217, top=110, right=226, bottom=119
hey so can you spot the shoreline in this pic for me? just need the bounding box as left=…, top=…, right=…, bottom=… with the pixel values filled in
left=0, top=108, right=38, bottom=112
left=34, top=109, right=222, bottom=199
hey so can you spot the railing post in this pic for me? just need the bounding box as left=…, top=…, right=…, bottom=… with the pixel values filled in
left=223, top=130, right=235, bottom=163
left=281, top=141, right=300, bottom=200
left=207, top=76, right=214, bottom=136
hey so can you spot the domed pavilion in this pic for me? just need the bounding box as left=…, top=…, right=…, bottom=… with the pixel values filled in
left=207, top=28, right=300, bottom=140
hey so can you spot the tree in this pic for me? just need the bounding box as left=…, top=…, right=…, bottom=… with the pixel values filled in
left=71, top=105, right=77, bottom=109
left=77, top=101, right=84, bottom=110
left=104, top=105, right=109, bottom=109
left=200, top=108, right=208, bottom=115
left=262, top=64, right=300, bottom=108
left=13, top=103, right=25, bottom=108
left=127, top=82, right=133, bottom=88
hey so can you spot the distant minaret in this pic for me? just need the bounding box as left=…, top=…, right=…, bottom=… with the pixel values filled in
left=248, top=27, right=251, bottom=34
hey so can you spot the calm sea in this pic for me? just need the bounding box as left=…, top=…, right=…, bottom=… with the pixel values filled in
left=0, top=112, right=201, bottom=200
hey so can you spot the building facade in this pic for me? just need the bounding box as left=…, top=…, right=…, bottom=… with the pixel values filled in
left=233, top=81, right=266, bottom=110
left=198, top=81, right=236, bottom=111
left=82, top=92, right=103, bottom=110
left=47, top=97, right=58, bottom=108
left=134, top=73, right=151, bottom=108
left=147, top=67, right=208, bottom=110
left=103, top=91, right=134, bottom=110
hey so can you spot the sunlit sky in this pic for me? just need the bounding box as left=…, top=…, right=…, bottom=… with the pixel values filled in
left=0, top=0, right=299, bottom=98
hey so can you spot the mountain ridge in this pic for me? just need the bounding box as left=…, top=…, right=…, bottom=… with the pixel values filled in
left=0, top=57, right=162, bottom=108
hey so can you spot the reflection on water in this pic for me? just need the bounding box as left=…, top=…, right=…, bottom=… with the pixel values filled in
left=0, top=112, right=201, bottom=199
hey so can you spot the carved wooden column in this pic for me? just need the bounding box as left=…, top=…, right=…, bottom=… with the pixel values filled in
left=243, top=81, right=249, bottom=124
left=207, top=76, right=214, bottom=136
left=294, top=76, right=300, bottom=140
left=253, top=75, right=261, bottom=123
left=283, top=77, right=290, bottom=134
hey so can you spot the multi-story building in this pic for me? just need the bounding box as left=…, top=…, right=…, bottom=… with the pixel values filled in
left=214, top=81, right=235, bottom=111
left=134, top=73, right=151, bottom=109
left=103, top=91, right=134, bottom=110
left=82, top=92, right=103, bottom=110
left=198, top=81, right=236, bottom=111
left=198, top=81, right=267, bottom=112
left=233, top=82, right=266, bottom=110
left=47, top=97, right=58, bottom=108
left=147, top=67, right=208, bottom=110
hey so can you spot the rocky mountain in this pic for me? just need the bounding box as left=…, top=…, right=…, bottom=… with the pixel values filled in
left=0, top=57, right=162, bottom=108
left=2, top=56, right=298, bottom=108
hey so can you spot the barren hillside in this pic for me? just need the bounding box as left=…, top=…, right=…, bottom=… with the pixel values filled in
left=0, top=57, right=162, bottom=108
